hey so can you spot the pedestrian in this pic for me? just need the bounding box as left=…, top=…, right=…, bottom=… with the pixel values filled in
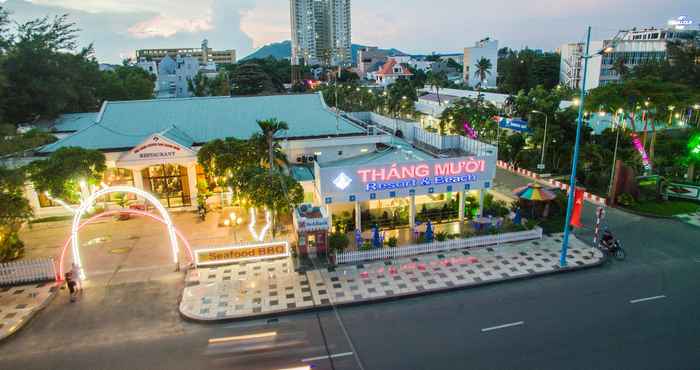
left=70, top=263, right=82, bottom=292
left=65, top=272, right=77, bottom=302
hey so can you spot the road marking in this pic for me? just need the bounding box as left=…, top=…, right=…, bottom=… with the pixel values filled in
left=694, top=256, right=700, bottom=263
left=208, top=331, right=277, bottom=344
left=481, top=321, right=524, bottom=332
left=301, top=352, right=354, bottom=362
left=629, top=295, right=667, bottom=304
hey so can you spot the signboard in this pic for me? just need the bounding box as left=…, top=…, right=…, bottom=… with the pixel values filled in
left=316, top=155, right=496, bottom=202
left=117, top=134, right=196, bottom=164
left=536, top=164, right=545, bottom=170
left=665, top=183, right=700, bottom=201
left=195, top=241, right=289, bottom=266
left=499, top=118, right=530, bottom=133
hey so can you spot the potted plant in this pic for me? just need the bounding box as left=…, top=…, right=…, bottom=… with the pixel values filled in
left=387, top=236, right=398, bottom=248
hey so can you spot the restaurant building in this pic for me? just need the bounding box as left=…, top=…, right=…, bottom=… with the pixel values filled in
left=23, top=93, right=497, bottom=239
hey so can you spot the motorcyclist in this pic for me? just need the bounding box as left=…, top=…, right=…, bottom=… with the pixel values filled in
left=601, top=227, right=614, bottom=248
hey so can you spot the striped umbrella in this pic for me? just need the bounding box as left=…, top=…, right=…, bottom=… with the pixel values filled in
left=512, top=183, right=557, bottom=201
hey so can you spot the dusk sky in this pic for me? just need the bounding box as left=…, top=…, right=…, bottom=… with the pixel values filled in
left=1, top=0, right=698, bottom=63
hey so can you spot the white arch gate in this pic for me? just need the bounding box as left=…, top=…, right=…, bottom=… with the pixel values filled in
left=70, top=186, right=180, bottom=280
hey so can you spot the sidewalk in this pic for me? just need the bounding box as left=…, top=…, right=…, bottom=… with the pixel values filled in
left=180, top=234, right=604, bottom=321
left=676, top=211, right=700, bottom=228
left=0, top=282, right=59, bottom=341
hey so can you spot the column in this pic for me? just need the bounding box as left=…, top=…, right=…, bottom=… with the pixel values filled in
left=327, top=204, right=333, bottom=233
left=458, top=190, right=465, bottom=222
left=409, top=195, right=416, bottom=231
left=187, top=164, right=198, bottom=208
left=132, top=167, right=145, bottom=202
left=478, top=189, right=485, bottom=217
left=354, top=201, right=362, bottom=231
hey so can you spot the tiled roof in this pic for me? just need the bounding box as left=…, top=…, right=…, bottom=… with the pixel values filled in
left=39, top=94, right=365, bottom=153
left=318, top=140, right=434, bottom=168
left=376, top=59, right=413, bottom=76
left=51, top=113, right=98, bottom=132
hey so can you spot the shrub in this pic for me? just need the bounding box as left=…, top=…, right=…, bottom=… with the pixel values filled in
left=387, top=236, right=398, bottom=248
left=435, top=231, right=447, bottom=241
left=617, top=193, right=635, bottom=207
left=447, top=233, right=457, bottom=240
left=0, top=232, right=24, bottom=262
left=328, top=232, right=349, bottom=253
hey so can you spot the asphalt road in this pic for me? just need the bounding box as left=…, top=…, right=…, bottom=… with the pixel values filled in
left=1, top=169, right=699, bottom=370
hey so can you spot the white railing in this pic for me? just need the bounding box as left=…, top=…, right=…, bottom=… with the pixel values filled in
left=0, top=258, right=56, bottom=286
left=335, top=227, right=543, bottom=264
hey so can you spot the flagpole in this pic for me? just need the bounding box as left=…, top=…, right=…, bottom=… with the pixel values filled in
left=561, top=26, right=592, bottom=267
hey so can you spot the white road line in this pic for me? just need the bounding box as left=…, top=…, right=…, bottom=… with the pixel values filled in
left=629, top=295, right=667, bottom=304
left=301, top=352, right=354, bottom=362
left=481, top=321, right=524, bottom=332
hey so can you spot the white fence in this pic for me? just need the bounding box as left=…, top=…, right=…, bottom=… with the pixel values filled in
left=335, top=227, right=543, bottom=265
left=0, top=258, right=56, bottom=286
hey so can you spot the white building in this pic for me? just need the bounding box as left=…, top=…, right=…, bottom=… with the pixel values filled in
left=155, top=55, right=199, bottom=99
left=136, top=58, right=158, bottom=78
left=560, top=27, right=697, bottom=91
left=290, top=0, right=351, bottom=66
left=374, top=59, right=413, bottom=86
left=463, top=38, right=499, bottom=88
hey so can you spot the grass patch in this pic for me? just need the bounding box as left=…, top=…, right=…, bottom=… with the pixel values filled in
left=29, top=215, right=73, bottom=224
left=538, top=216, right=566, bottom=234
left=626, top=200, right=700, bottom=217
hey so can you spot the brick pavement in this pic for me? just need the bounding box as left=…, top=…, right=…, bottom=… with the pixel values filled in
left=0, top=282, right=58, bottom=341
left=180, top=234, right=604, bottom=321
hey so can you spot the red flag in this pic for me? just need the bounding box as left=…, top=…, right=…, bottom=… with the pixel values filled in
left=570, top=188, right=585, bottom=228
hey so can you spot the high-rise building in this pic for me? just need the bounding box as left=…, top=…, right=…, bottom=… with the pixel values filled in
left=136, top=39, right=236, bottom=66
left=463, top=38, right=499, bottom=88
left=559, top=27, right=698, bottom=91
left=290, top=0, right=351, bottom=66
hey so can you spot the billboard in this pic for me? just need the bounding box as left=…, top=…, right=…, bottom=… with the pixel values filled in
left=499, top=118, right=530, bottom=133
left=194, top=241, right=289, bottom=266
left=316, top=155, right=496, bottom=203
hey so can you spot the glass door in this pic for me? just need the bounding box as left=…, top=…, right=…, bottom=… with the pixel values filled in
left=142, top=165, right=191, bottom=208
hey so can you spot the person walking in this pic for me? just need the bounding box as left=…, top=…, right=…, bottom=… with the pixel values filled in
left=65, top=272, right=77, bottom=302
left=70, top=263, right=82, bottom=292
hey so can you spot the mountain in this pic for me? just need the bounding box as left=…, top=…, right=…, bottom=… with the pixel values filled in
left=241, top=40, right=405, bottom=65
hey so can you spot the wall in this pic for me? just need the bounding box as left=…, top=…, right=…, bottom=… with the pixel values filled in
left=463, top=40, right=499, bottom=88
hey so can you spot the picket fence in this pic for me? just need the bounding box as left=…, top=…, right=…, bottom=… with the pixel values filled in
left=0, top=257, right=56, bottom=286
left=335, top=227, right=543, bottom=264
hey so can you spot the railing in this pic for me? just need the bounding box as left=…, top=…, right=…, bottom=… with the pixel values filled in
left=0, top=258, right=57, bottom=286
left=335, top=227, right=543, bottom=264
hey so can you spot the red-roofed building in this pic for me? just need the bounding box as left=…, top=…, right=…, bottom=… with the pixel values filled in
left=374, top=58, right=413, bottom=86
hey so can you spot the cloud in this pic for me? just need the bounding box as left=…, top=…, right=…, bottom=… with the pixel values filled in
left=128, top=14, right=214, bottom=39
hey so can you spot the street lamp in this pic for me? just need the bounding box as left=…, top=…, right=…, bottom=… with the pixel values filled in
left=606, top=112, right=623, bottom=197
left=530, top=110, right=548, bottom=171
left=560, top=26, right=613, bottom=267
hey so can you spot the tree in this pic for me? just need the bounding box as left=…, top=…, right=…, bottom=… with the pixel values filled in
left=440, top=97, right=499, bottom=142
left=231, top=62, right=278, bottom=95
left=0, top=166, right=33, bottom=261
left=256, top=118, right=289, bottom=175
left=611, top=58, right=629, bottom=80
left=244, top=168, right=304, bottom=236
left=187, top=72, right=209, bottom=97
left=426, top=71, right=448, bottom=105
left=187, top=71, right=230, bottom=97
left=0, top=127, right=57, bottom=156
left=97, top=65, right=154, bottom=101
left=497, top=48, right=561, bottom=94
left=473, top=57, right=492, bottom=90
left=27, top=147, right=106, bottom=202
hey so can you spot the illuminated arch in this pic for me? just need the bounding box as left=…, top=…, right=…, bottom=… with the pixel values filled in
left=70, top=186, right=180, bottom=280
left=59, top=209, right=195, bottom=281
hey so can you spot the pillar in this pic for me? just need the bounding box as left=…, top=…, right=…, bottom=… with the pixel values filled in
left=478, top=189, right=485, bottom=217
left=354, top=201, right=362, bottom=231
left=132, top=167, right=145, bottom=202
left=187, top=164, right=198, bottom=208
left=409, top=195, right=416, bottom=230
left=458, top=190, right=465, bottom=222
left=327, top=204, right=333, bottom=233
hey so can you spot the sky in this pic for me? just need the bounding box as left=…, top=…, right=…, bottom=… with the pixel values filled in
left=1, top=0, right=699, bottom=63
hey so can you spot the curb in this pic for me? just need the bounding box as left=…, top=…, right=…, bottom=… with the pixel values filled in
left=180, top=253, right=605, bottom=323
left=0, top=283, right=60, bottom=342
left=615, top=206, right=676, bottom=219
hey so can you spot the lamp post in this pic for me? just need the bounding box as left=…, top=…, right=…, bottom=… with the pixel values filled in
left=531, top=110, right=548, bottom=171
left=560, top=26, right=612, bottom=267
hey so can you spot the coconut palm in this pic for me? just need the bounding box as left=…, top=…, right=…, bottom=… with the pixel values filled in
left=427, top=71, right=447, bottom=105
left=256, top=118, right=289, bottom=175
left=473, top=57, right=493, bottom=91
left=612, top=58, right=629, bottom=79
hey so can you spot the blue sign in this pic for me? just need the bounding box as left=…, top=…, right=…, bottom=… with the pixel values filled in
left=325, top=197, right=332, bottom=204
left=349, top=195, right=356, bottom=202
left=499, top=118, right=530, bottom=133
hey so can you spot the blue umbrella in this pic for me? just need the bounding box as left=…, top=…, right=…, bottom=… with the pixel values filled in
left=354, top=229, right=363, bottom=247
left=425, top=221, right=434, bottom=243
left=372, top=225, right=382, bottom=248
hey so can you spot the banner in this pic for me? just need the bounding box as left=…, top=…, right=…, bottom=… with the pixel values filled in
left=195, top=241, right=289, bottom=266
left=570, top=188, right=585, bottom=228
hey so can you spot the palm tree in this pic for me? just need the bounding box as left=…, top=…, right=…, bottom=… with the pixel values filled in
left=473, top=57, right=493, bottom=91
left=427, top=71, right=447, bottom=105
left=256, top=118, right=289, bottom=175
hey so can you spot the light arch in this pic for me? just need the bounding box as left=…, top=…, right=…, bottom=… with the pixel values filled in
left=70, top=186, right=180, bottom=280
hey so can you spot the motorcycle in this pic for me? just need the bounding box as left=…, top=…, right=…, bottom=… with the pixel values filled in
left=599, top=238, right=626, bottom=260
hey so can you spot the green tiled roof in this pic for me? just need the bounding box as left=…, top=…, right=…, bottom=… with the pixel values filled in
left=290, top=165, right=315, bottom=182
left=51, top=112, right=98, bottom=132
left=159, top=125, right=195, bottom=147
left=319, top=141, right=435, bottom=168
left=39, top=94, right=364, bottom=153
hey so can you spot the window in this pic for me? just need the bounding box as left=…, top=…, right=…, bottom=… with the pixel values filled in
left=142, top=165, right=191, bottom=208
left=100, top=168, right=136, bottom=202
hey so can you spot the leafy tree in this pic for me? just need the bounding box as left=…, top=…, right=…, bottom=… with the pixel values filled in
left=244, top=167, right=304, bottom=236
left=473, top=57, right=492, bottom=90
left=611, top=58, right=629, bottom=80
left=0, top=127, right=57, bottom=156
left=497, top=48, right=561, bottom=94
left=440, top=97, right=499, bottom=142
left=97, top=65, right=154, bottom=101
left=187, top=71, right=230, bottom=97
left=231, top=62, right=279, bottom=95
left=256, top=118, right=289, bottom=175
left=426, top=71, right=448, bottom=105
left=0, top=166, right=33, bottom=261
left=27, top=147, right=106, bottom=201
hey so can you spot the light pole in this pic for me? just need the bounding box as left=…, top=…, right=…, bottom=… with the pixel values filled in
left=560, top=26, right=613, bottom=267
left=531, top=110, right=548, bottom=171
left=605, top=112, right=621, bottom=197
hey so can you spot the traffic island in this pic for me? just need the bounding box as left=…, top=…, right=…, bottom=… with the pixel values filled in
left=0, top=282, right=59, bottom=341
left=179, top=234, right=604, bottom=322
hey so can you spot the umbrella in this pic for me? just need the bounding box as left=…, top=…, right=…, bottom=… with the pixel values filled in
left=512, top=183, right=557, bottom=201
left=372, top=225, right=382, bottom=248
left=354, top=229, right=363, bottom=247
left=425, top=221, right=434, bottom=243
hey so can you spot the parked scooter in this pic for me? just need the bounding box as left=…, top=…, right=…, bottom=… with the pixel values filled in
left=599, top=238, right=626, bottom=260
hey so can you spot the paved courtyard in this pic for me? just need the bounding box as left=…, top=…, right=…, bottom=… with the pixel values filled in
left=180, top=233, right=604, bottom=321
left=0, top=282, right=58, bottom=341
